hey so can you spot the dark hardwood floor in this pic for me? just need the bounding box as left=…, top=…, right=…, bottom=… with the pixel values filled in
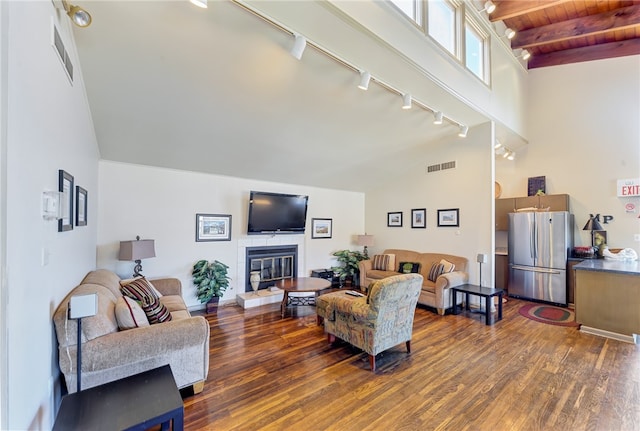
left=183, top=297, right=639, bottom=431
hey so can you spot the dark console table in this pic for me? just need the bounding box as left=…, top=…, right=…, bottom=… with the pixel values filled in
left=53, top=365, right=184, bottom=431
left=451, top=284, right=504, bottom=325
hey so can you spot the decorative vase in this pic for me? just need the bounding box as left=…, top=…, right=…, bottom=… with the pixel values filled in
left=250, top=271, right=261, bottom=295
left=206, top=296, right=220, bottom=314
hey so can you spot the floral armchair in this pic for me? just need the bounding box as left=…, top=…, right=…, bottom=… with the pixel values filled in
left=316, top=273, right=423, bottom=371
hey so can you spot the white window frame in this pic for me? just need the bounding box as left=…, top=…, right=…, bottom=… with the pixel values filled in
left=425, top=0, right=461, bottom=58
left=388, top=0, right=424, bottom=27
left=463, top=16, right=489, bottom=83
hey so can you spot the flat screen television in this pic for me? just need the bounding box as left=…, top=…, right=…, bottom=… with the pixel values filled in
left=247, top=191, right=309, bottom=235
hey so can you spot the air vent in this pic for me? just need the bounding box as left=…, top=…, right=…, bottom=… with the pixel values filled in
left=52, top=22, right=73, bottom=83
left=441, top=161, right=456, bottom=170
left=427, top=161, right=456, bottom=173
left=427, top=164, right=441, bottom=173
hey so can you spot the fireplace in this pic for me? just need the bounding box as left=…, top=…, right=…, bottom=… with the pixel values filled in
left=245, top=245, right=298, bottom=292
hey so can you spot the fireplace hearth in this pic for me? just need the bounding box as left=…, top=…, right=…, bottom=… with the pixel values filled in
left=245, top=245, right=298, bottom=292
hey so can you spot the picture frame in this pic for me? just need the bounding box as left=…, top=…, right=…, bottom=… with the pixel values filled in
left=311, top=218, right=332, bottom=239
left=58, top=170, right=74, bottom=232
left=437, top=208, right=459, bottom=227
left=387, top=211, right=403, bottom=227
left=196, top=213, right=232, bottom=242
left=592, top=230, right=607, bottom=248
left=411, top=208, right=426, bottom=228
left=75, top=186, right=87, bottom=227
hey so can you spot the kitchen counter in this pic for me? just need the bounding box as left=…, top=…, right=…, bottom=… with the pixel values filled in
left=495, top=247, right=508, bottom=256
left=574, top=259, right=640, bottom=343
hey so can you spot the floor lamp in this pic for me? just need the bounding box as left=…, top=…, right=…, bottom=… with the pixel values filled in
left=69, top=293, right=98, bottom=392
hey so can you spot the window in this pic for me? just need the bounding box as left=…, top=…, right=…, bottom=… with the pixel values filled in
left=389, top=0, right=423, bottom=25
left=427, top=0, right=456, bottom=55
left=465, top=22, right=485, bottom=79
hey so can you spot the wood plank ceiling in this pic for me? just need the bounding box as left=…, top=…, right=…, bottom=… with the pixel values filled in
left=489, top=0, right=640, bottom=69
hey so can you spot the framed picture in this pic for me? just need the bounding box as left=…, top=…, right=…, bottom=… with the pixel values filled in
left=387, top=211, right=403, bottom=227
left=196, top=213, right=232, bottom=242
left=58, top=170, right=74, bottom=232
left=592, top=230, right=607, bottom=248
left=411, top=208, right=426, bottom=228
left=311, top=218, right=332, bottom=239
left=75, top=186, right=87, bottom=227
left=437, top=208, right=459, bottom=227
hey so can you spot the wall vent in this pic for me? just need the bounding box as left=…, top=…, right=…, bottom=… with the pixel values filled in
left=427, top=164, right=441, bottom=173
left=52, top=22, right=74, bottom=83
left=441, top=161, right=456, bottom=170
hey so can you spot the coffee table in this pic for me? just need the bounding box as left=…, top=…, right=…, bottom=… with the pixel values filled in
left=53, top=365, right=183, bottom=431
left=277, top=277, right=332, bottom=321
left=451, top=284, right=504, bottom=325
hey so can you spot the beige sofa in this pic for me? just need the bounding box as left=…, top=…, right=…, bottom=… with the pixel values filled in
left=53, top=269, right=209, bottom=394
left=359, top=249, right=469, bottom=315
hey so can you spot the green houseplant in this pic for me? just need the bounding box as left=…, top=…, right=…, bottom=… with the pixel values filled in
left=331, top=250, right=367, bottom=287
left=192, top=259, right=230, bottom=313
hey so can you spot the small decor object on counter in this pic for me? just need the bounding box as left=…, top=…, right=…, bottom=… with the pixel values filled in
left=192, top=259, right=230, bottom=313
left=573, top=246, right=596, bottom=259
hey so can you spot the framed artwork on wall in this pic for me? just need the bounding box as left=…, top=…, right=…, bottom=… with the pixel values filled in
left=437, top=208, right=459, bottom=227
left=196, top=213, right=232, bottom=242
left=387, top=212, right=403, bottom=227
left=311, top=218, right=332, bottom=239
left=411, top=208, right=426, bottom=228
left=75, top=186, right=87, bottom=227
left=58, top=170, right=74, bottom=232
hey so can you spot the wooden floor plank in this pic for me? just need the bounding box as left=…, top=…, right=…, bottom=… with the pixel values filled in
left=181, top=297, right=640, bottom=431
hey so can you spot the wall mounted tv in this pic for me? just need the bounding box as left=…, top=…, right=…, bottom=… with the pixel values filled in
left=247, top=191, right=309, bottom=235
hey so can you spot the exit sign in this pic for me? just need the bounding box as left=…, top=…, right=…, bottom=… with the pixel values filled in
left=617, top=178, right=640, bottom=197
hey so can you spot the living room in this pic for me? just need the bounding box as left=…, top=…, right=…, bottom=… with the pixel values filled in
left=1, top=1, right=639, bottom=430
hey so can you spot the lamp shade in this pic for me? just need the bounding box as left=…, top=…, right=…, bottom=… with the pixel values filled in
left=118, top=239, right=156, bottom=261
left=582, top=217, right=603, bottom=231
left=357, top=235, right=374, bottom=247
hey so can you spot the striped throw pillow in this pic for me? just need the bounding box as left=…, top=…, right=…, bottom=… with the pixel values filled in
left=427, top=263, right=445, bottom=282
left=372, top=254, right=390, bottom=271
left=120, top=278, right=172, bottom=324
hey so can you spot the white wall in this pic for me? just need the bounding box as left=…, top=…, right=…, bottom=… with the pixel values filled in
left=365, top=122, right=495, bottom=287
left=3, top=1, right=99, bottom=429
left=97, top=161, right=364, bottom=308
left=497, top=56, right=640, bottom=256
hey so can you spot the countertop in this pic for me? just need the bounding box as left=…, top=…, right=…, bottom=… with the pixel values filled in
left=574, top=259, right=640, bottom=276
left=495, top=247, right=508, bottom=256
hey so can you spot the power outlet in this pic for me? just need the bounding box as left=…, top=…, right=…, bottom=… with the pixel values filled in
left=634, top=234, right=640, bottom=242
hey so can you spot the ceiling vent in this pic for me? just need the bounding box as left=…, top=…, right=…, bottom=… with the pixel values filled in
left=52, top=22, right=74, bottom=83
left=427, top=161, right=456, bottom=173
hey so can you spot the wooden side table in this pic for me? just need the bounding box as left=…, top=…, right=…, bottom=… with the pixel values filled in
left=53, top=365, right=184, bottom=431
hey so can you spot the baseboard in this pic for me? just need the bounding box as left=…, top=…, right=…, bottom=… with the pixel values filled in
left=579, top=326, right=637, bottom=344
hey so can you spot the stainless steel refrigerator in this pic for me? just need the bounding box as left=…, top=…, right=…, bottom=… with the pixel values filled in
left=508, top=211, right=573, bottom=306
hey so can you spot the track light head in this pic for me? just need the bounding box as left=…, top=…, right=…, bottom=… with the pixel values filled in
left=494, top=139, right=502, bottom=149
left=62, top=1, right=92, bottom=27
left=402, top=93, right=412, bottom=110
left=505, top=28, right=516, bottom=40
left=458, top=125, right=469, bottom=138
left=189, top=0, right=208, bottom=8
left=480, top=0, right=496, bottom=14
left=507, top=151, right=516, bottom=160
left=433, top=111, right=443, bottom=125
left=290, top=34, right=307, bottom=60
left=358, top=71, right=371, bottom=90
left=520, top=49, right=531, bottom=60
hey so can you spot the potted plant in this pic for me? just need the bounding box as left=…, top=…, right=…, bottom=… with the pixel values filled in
left=331, top=250, right=367, bottom=287
left=192, top=259, right=230, bottom=313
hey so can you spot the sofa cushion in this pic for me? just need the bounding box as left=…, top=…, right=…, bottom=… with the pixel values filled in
left=427, top=263, right=445, bottom=282
left=120, top=276, right=163, bottom=297
left=371, top=254, right=395, bottom=271
left=115, top=296, right=150, bottom=330
left=440, top=259, right=455, bottom=273
left=81, top=269, right=125, bottom=299
left=398, top=262, right=420, bottom=274
left=120, top=278, right=172, bottom=324
left=159, top=295, right=188, bottom=313
left=367, top=269, right=398, bottom=280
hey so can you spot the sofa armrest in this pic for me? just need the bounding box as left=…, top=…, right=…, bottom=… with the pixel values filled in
left=435, top=271, right=469, bottom=290
left=359, top=260, right=372, bottom=288
left=150, top=277, right=182, bottom=296
left=59, top=316, right=209, bottom=373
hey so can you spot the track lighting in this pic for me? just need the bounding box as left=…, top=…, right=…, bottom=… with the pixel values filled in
left=62, top=1, right=92, bottom=27
left=507, top=151, right=516, bottom=161
left=505, top=28, right=516, bottom=40
left=433, top=111, right=443, bottom=125
left=290, top=34, right=307, bottom=60
left=402, top=93, right=412, bottom=110
left=519, top=49, right=531, bottom=60
left=358, top=71, right=371, bottom=90
left=502, top=150, right=510, bottom=159
left=479, top=0, right=496, bottom=14
left=494, top=140, right=502, bottom=149
left=458, top=125, right=469, bottom=138
left=189, top=0, right=208, bottom=8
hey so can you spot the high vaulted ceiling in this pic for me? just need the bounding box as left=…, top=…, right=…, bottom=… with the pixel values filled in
left=491, top=0, right=640, bottom=69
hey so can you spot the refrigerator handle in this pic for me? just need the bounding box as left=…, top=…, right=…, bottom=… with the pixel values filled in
left=529, top=219, right=536, bottom=259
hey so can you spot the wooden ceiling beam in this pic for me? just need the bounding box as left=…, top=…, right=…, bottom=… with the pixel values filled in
left=512, top=5, right=640, bottom=49
left=527, top=38, right=640, bottom=69
left=489, top=0, right=570, bottom=22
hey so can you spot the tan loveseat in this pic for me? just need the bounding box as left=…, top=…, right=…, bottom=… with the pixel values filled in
left=359, top=249, right=469, bottom=315
left=53, top=269, right=209, bottom=394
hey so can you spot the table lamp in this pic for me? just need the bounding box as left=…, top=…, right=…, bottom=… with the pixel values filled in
left=357, top=234, right=374, bottom=259
left=118, top=235, right=156, bottom=277
left=69, top=293, right=97, bottom=392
